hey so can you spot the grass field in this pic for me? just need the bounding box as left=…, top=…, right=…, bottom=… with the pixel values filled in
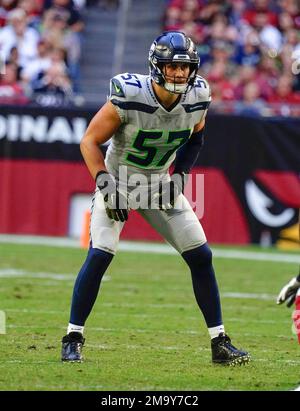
left=0, top=241, right=299, bottom=391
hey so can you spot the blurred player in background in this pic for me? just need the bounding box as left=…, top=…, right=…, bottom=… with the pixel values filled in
left=277, top=209, right=300, bottom=344
left=61, top=31, right=250, bottom=365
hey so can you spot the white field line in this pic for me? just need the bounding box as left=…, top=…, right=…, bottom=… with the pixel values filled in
left=222, top=292, right=276, bottom=301
left=0, top=234, right=299, bottom=263
left=4, top=324, right=201, bottom=335
left=0, top=268, right=110, bottom=282
left=5, top=324, right=294, bottom=339
left=212, top=249, right=300, bottom=264
left=0, top=269, right=277, bottom=301
left=4, top=304, right=283, bottom=314
left=4, top=308, right=287, bottom=325
left=4, top=303, right=281, bottom=312
left=0, top=235, right=79, bottom=248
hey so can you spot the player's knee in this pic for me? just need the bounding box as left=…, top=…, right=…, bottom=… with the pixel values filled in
left=87, top=247, right=114, bottom=268
left=199, top=243, right=213, bottom=265
left=182, top=243, right=212, bottom=267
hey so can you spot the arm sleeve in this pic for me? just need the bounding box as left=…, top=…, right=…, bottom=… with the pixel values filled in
left=173, top=128, right=205, bottom=175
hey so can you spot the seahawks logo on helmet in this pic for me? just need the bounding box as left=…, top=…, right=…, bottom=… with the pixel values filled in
left=149, top=31, right=200, bottom=94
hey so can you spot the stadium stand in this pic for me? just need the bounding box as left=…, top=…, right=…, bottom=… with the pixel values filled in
left=163, top=0, right=300, bottom=116
left=0, top=0, right=84, bottom=106
left=0, top=0, right=299, bottom=116
left=80, top=0, right=166, bottom=105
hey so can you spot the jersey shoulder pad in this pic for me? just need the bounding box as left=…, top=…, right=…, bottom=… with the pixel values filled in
left=109, top=73, right=143, bottom=100
left=193, top=75, right=211, bottom=101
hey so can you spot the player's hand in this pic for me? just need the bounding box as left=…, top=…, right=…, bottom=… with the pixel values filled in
left=155, top=172, right=187, bottom=211
left=96, top=171, right=128, bottom=222
left=276, top=276, right=300, bottom=307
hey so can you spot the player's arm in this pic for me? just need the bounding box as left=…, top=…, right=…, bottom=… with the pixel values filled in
left=172, top=118, right=206, bottom=175
left=157, top=119, right=206, bottom=211
left=277, top=210, right=300, bottom=307
left=80, top=101, right=128, bottom=222
left=173, top=76, right=211, bottom=175
left=80, top=101, right=121, bottom=180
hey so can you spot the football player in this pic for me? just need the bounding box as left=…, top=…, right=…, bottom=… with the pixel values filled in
left=276, top=210, right=300, bottom=344
left=277, top=271, right=300, bottom=308
left=61, top=31, right=250, bottom=365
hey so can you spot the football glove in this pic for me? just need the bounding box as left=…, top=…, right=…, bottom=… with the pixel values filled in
left=276, top=276, right=300, bottom=307
left=96, top=171, right=128, bottom=222
left=154, top=172, right=188, bottom=211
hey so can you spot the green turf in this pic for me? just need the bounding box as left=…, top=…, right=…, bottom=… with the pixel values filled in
left=0, top=242, right=299, bottom=391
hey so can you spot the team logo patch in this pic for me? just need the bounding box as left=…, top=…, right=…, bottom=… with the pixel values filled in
left=111, top=79, right=125, bottom=97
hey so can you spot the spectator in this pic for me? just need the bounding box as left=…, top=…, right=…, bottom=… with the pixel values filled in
left=19, top=0, right=42, bottom=30
left=279, top=0, right=300, bottom=30
left=278, top=11, right=295, bottom=32
left=242, top=0, right=278, bottom=27
left=44, top=0, right=84, bottom=33
left=235, top=81, right=267, bottom=116
left=164, top=5, right=182, bottom=31
left=203, top=40, right=236, bottom=76
left=234, top=65, right=257, bottom=99
left=41, top=4, right=82, bottom=91
left=20, top=39, right=52, bottom=84
left=234, top=31, right=261, bottom=66
left=280, top=43, right=297, bottom=76
left=199, top=0, right=232, bottom=25
left=251, top=12, right=283, bottom=53
left=256, top=54, right=279, bottom=99
left=268, top=74, right=300, bottom=103
left=0, top=0, right=18, bottom=27
left=0, top=61, right=28, bottom=103
left=32, top=60, right=73, bottom=106
left=208, top=13, right=238, bottom=44
left=0, top=8, right=39, bottom=68
left=5, top=45, right=22, bottom=77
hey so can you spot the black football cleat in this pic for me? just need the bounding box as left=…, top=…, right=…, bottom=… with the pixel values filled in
left=61, top=332, right=85, bottom=362
left=211, top=333, right=250, bottom=366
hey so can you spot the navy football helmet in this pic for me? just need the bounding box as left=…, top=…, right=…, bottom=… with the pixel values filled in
left=149, top=31, right=200, bottom=94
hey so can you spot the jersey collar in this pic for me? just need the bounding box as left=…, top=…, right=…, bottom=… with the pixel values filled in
left=147, top=77, right=185, bottom=114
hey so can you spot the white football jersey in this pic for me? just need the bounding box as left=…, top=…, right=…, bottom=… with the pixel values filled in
left=105, top=73, right=211, bottom=178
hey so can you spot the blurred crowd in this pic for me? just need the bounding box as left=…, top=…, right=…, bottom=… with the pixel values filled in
left=0, top=0, right=85, bottom=106
left=1, top=0, right=300, bottom=115
left=164, top=0, right=300, bottom=116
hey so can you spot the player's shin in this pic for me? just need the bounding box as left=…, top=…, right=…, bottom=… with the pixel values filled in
left=69, top=247, right=114, bottom=328
left=182, top=243, right=223, bottom=334
left=182, top=243, right=250, bottom=365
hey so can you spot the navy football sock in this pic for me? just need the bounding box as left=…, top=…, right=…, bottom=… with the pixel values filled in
left=182, top=243, right=223, bottom=328
left=69, top=247, right=114, bottom=326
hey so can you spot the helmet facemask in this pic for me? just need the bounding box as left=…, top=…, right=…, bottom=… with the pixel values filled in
left=160, top=62, right=198, bottom=94
left=148, top=31, right=200, bottom=95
